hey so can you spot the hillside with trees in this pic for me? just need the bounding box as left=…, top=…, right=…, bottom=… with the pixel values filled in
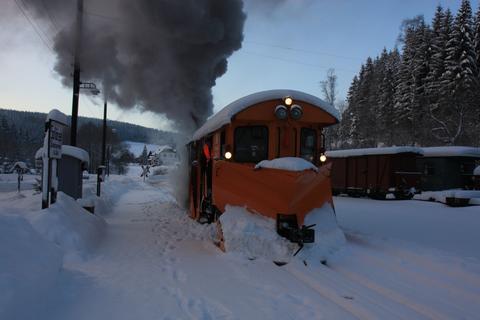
left=334, top=0, right=480, bottom=149
left=0, top=108, right=176, bottom=171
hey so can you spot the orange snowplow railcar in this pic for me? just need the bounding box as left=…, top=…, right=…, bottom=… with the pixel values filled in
left=188, top=90, right=339, bottom=242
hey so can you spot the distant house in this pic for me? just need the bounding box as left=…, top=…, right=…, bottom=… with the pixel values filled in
left=12, top=161, right=28, bottom=174
left=155, top=146, right=178, bottom=165
left=417, top=147, right=480, bottom=191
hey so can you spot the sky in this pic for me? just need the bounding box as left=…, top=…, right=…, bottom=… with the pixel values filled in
left=0, top=0, right=477, bottom=132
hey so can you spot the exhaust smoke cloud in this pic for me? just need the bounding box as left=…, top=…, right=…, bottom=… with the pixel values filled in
left=25, top=0, right=245, bottom=132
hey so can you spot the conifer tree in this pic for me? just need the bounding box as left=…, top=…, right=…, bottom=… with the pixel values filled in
left=438, top=0, right=476, bottom=144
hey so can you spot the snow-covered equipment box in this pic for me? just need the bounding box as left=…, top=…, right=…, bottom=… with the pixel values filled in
left=326, top=147, right=423, bottom=199
left=189, top=89, right=344, bottom=262
left=36, top=146, right=89, bottom=200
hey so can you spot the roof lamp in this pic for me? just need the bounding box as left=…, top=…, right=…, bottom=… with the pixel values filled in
left=284, top=96, right=293, bottom=106
left=290, top=104, right=303, bottom=120
left=275, top=105, right=288, bottom=120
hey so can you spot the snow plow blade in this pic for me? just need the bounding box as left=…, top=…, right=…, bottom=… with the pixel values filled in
left=212, top=161, right=334, bottom=227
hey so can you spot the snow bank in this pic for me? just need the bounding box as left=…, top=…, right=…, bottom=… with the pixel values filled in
left=28, top=192, right=106, bottom=257
left=422, top=146, right=480, bottom=158
left=219, top=206, right=296, bottom=262
left=414, top=189, right=480, bottom=204
left=219, top=204, right=345, bottom=264
left=255, top=157, right=318, bottom=172
left=297, top=204, right=346, bottom=264
left=326, top=146, right=423, bottom=158
left=193, top=89, right=339, bottom=141
left=0, top=214, right=63, bottom=319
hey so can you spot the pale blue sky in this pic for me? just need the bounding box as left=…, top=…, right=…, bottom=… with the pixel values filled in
left=0, top=0, right=476, bottom=131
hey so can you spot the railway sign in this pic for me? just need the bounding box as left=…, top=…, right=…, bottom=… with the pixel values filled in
left=48, top=121, right=64, bottom=159
left=42, top=109, right=68, bottom=209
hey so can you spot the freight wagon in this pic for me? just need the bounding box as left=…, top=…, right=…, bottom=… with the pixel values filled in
left=326, top=147, right=422, bottom=199
left=417, top=147, right=480, bottom=191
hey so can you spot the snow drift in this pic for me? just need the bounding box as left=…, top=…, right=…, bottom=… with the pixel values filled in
left=0, top=214, right=63, bottom=319
left=28, top=192, right=106, bottom=257
left=219, top=204, right=345, bottom=264
left=219, top=205, right=296, bottom=262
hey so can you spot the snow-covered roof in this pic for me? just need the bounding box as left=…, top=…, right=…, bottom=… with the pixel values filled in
left=255, top=157, right=318, bottom=172
left=192, top=89, right=339, bottom=141
left=46, top=109, right=69, bottom=126
left=35, top=146, right=89, bottom=165
left=157, top=145, right=175, bottom=154
left=474, top=166, right=480, bottom=176
left=13, top=161, right=28, bottom=169
left=326, top=146, right=423, bottom=158
left=421, top=146, right=480, bottom=158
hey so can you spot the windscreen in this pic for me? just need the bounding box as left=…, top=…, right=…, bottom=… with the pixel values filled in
left=234, top=126, right=269, bottom=163
left=300, top=128, right=317, bottom=162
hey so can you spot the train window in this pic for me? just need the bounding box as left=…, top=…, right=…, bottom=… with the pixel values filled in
left=234, top=126, right=269, bottom=163
left=300, top=128, right=317, bottom=162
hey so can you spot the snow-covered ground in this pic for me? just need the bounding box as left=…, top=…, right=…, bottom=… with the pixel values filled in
left=0, top=173, right=38, bottom=192
left=334, top=196, right=480, bottom=260
left=1, top=170, right=480, bottom=319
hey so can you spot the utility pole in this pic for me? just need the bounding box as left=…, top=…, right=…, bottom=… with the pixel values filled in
left=101, top=100, right=107, bottom=165
left=70, top=0, right=83, bottom=146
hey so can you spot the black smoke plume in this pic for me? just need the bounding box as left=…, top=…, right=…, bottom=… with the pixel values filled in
left=25, top=0, right=245, bottom=132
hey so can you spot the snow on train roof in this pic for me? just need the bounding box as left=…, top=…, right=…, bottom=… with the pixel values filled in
left=325, top=146, right=423, bottom=158
left=192, top=89, right=339, bottom=141
left=421, top=146, right=480, bottom=158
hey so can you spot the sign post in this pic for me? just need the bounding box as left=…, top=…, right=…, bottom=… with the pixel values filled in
left=42, top=109, right=68, bottom=209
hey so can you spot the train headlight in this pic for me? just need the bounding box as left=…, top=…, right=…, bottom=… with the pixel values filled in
left=275, top=105, right=288, bottom=120
left=224, top=151, right=232, bottom=160
left=320, top=154, right=327, bottom=162
left=284, top=96, right=293, bottom=106
left=290, top=104, right=303, bottom=120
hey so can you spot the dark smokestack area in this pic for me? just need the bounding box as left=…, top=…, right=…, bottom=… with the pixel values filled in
left=25, top=0, right=245, bottom=132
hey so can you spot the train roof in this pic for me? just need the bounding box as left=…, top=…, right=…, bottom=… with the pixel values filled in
left=192, top=89, right=339, bottom=141
left=325, top=146, right=423, bottom=158
left=421, top=146, right=480, bottom=158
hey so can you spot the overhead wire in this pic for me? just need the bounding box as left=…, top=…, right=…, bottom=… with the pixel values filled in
left=38, top=0, right=61, bottom=34
left=239, top=50, right=357, bottom=73
left=244, top=40, right=362, bottom=61
left=13, top=0, right=54, bottom=53
left=82, top=9, right=359, bottom=71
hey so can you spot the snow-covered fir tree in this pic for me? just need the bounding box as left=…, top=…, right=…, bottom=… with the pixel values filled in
left=335, top=0, right=480, bottom=149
